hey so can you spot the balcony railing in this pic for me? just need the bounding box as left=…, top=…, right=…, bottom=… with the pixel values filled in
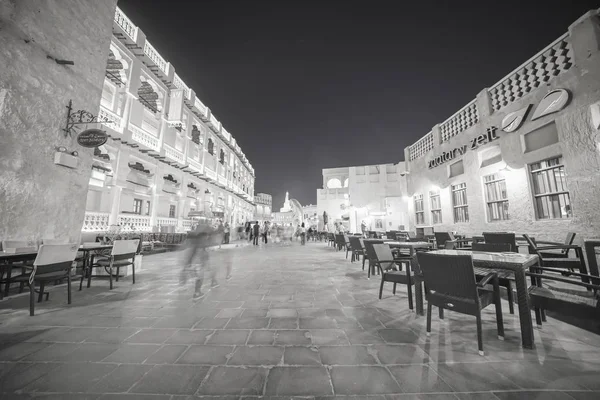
left=194, top=97, right=209, bottom=119
left=181, top=219, right=193, bottom=232
left=205, top=168, right=217, bottom=181
left=82, top=211, right=110, bottom=232
left=143, top=40, right=168, bottom=76
left=117, top=214, right=152, bottom=232
left=221, top=127, right=231, bottom=142
left=98, top=106, right=123, bottom=133
left=129, top=123, right=160, bottom=151
left=208, top=113, right=220, bottom=132
left=188, top=157, right=203, bottom=174
left=157, top=217, right=178, bottom=226
left=173, top=73, right=191, bottom=100
left=164, top=143, right=185, bottom=164
left=114, top=7, right=137, bottom=42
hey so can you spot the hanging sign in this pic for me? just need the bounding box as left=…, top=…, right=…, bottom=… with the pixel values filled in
left=428, top=127, right=498, bottom=169
left=77, top=129, right=108, bottom=148
left=531, top=89, right=571, bottom=121
left=501, top=104, right=531, bottom=132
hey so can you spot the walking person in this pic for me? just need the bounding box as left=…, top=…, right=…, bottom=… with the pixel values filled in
left=262, top=221, right=269, bottom=244
left=300, top=222, right=306, bottom=245
left=181, top=220, right=214, bottom=299
left=217, top=220, right=225, bottom=249
left=223, top=222, right=230, bottom=244
left=252, top=221, right=260, bottom=245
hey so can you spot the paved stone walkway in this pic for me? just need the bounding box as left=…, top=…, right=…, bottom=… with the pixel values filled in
left=0, top=241, right=599, bottom=399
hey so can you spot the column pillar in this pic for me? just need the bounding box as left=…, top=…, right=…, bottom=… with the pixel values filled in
left=568, top=10, right=600, bottom=65
left=108, top=186, right=122, bottom=226
left=476, top=88, right=493, bottom=118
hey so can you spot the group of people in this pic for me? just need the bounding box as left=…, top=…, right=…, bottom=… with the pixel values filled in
left=246, top=221, right=271, bottom=245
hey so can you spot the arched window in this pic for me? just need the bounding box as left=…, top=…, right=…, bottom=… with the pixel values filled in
left=327, top=178, right=342, bottom=189
left=106, top=45, right=129, bottom=87
left=137, top=78, right=161, bottom=113
left=343, top=178, right=349, bottom=188
left=219, top=149, right=225, bottom=164
left=207, top=138, right=214, bottom=155
left=191, top=125, right=201, bottom=145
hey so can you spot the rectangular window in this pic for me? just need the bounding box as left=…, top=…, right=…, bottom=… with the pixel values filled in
left=169, top=205, right=176, bottom=218
left=133, top=199, right=143, bottom=215
left=430, top=191, right=442, bottom=224
left=414, top=194, right=425, bottom=225
left=145, top=201, right=151, bottom=216
left=451, top=183, right=469, bottom=223
left=530, top=157, right=572, bottom=219
left=483, top=173, right=509, bottom=221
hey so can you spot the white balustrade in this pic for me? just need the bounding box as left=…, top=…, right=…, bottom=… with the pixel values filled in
left=209, top=114, right=220, bottom=131
left=129, top=123, right=160, bottom=151
left=157, top=217, right=178, bottom=226
left=181, top=219, right=193, bottom=231
left=143, top=40, right=168, bottom=76
left=114, top=7, right=137, bottom=42
left=98, top=106, right=123, bottom=133
left=164, top=144, right=185, bottom=164
left=194, top=98, right=209, bottom=118
left=82, top=212, right=110, bottom=232
left=221, top=127, right=231, bottom=142
left=173, top=73, right=191, bottom=100
left=188, top=158, right=203, bottom=173
left=117, top=214, right=152, bottom=232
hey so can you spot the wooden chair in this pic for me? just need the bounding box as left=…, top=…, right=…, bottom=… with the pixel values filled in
left=537, top=232, right=577, bottom=259
left=434, top=232, right=453, bottom=250
left=334, top=234, right=345, bottom=251
left=417, top=252, right=504, bottom=356
left=343, top=235, right=353, bottom=260
left=472, top=242, right=516, bottom=314
left=483, top=232, right=517, bottom=253
left=348, top=236, right=365, bottom=264
left=327, top=233, right=335, bottom=247
left=373, top=244, right=414, bottom=308
left=363, top=240, right=384, bottom=278
left=17, top=244, right=79, bottom=316
left=86, top=239, right=139, bottom=290
left=523, top=234, right=589, bottom=284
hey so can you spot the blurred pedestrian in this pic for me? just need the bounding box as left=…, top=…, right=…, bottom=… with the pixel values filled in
left=180, top=220, right=217, bottom=299
left=223, top=222, right=230, bottom=244
left=252, top=221, right=260, bottom=245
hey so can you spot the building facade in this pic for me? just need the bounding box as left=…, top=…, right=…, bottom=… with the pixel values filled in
left=254, top=193, right=272, bottom=221
left=272, top=192, right=303, bottom=226
left=317, top=164, right=410, bottom=233
left=82, top=7, right=256, bottom=234
left=302, top=204, right=318, bottom=228
left=403, top=10, right=600, bottom=243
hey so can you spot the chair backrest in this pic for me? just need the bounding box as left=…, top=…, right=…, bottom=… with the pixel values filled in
left=417, top=252, right=478, bottom=301
left=112, top=239, right=139, bottom=260
left=562, top=232, right=576, bottom=255
left=472, top=242, right=512, bottom=253
left=43, top=238, right=69, bottom=245
left=483, top=232, right=516, bottom=252
left=372, top=244, right=396, bottom=271
left=522, top=234, right=540, bottom=257
left=348, top=236, right=363, bottom=251
left=343, top=234, right=351, bottom=246
left=363, top=239, right=384, bottom=261
left=434, top=232, right=452, bottom=249
left=33, top=244, right=79, bottom=277
left=584, top=240, right=600, bottom=280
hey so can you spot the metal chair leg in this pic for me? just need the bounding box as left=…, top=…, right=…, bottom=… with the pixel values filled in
left=37, top=283, right=45, bottom=303
left=67, top=274, right=72, bottom=304
left=506, top=282, right=515, bottom=315
left=426, top=302, right=432, bottom=336
left=29, top=283, right=35, bottom=316
left=476, top=312, right=484, bottom=356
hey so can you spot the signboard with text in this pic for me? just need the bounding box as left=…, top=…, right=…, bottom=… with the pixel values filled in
left=77, top=129, right=108, bottom=148
left=428, top=127, right=498, bottom=169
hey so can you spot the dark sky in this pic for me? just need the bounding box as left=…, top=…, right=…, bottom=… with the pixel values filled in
left=117, top=0, right=598, bottom=209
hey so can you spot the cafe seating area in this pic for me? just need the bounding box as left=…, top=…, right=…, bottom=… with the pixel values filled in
left=326, top=229, right=600, bottom=355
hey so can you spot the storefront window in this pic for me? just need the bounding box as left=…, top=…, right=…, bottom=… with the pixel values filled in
left=429, top=191, right=442, bottom=224
left=169, top=205, right=176, bottom=218
left=133, top=199, right=143, bottom=215
left=414, top=194, right=425, bottom=225
left=530, top=157, right=572, bottom=219
left=483, top=173, right=509, bottom=221
left=451, top=183, right=469, bottom=223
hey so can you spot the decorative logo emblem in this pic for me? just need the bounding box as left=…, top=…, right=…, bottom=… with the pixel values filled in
left=531, top=89, right=571, bottom=121
left=77, top=129, right=108, bottom=148
left=501, top=105, right=531, bottom=132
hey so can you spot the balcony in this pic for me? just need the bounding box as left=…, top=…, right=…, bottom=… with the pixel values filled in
left=129, top=123, right=160, bottom=152
left=218, top=175, right=228, bottom=187
left=82, top=212, right=110, bottom=232
left=117, top=214, right=152, bottom=232
left=143, top=39, right=169, bottom=79
left=113, top=7, right=138, bottom=43
left=173, top=73, right=191, bottom=101
left=98, top=106, right=123, bottom=133
left=188, top=157, right=203, bottom=174
left=157, top=217, right=178, bottom=227
left=194, top=98, right=209, bottom=121
left=164, top=143, right=185, bottom=165
left=220, top=127, right=231, bottom=143
left=205, top=167, right=217, bottom=181
left=208, top=113, right=221, bottom=133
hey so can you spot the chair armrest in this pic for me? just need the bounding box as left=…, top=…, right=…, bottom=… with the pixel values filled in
left=526, top=272, right=600, bottom=292
left=536, top=244, right=580, bottom=251
left=529, top=265, right=599, bottom=280
left=535, top=240, right=563, bottom=246
left=477, top=272, right=497, bottom=288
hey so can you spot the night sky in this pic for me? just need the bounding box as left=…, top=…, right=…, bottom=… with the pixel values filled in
left=118, top=0, right=598, bottom=209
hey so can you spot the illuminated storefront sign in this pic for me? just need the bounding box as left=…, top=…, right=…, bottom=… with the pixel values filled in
left=531, top=89, right=570, bottom=121
left=428, top=127, right=498, bottom=169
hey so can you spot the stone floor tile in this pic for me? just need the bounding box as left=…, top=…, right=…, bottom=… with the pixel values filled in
left=226, top=317, right=270, bottom=329
left=228, top=345, right=284, bottom=365
left=0, top=342, right=50, bottom=361
left=176, top=345, right=234, bottom=365
left=265, top=366, right=333, bottom=396
left=166, top=329, right=213, bottom=345
left=89, top=364, right=153, bottom=393
left=125, top=329, right=177, bottom=344
left=372, top=344, right=431, bottom=365
left=152, top=315, right=201, bottom=329
left=0, top=362, right=55, bottom=392
left=564, top=392, right=600, bottom=400
left=344, top=329, right=386, bottom=345
left=193, top=317, right=231, bottom=329
left=205, top=330, right=250, bottom=345
left=24, top=362, right=117, bottom=392
left=215, top=308, right=245, bottom=318
left=275, top=330, right=311, bottom=345
left=435, top=362, right=520, bottom=392
left=247, top=330, right=277, bottom=345
left=197, top=366, right=268, bottom=395
left=98, top=394, right=170, bottom=399
left=129, top=364, right=209, bottom=395
left=269, top=318, right=299, bottom=329
left=242, top=308, right=270, bottom=318
left=84, top=327, right=139, bottom=344
left=309, top=329, right=349, bottom=345
left=492, top=391, right=574, bottom=400
left=144, top=344, right=188, bottom=364
left=377, top=328, right=422, bottom=344
left=388, top=365, right=454, bottom=393
left=330, top=366, right=401, bottom=394
left=101, top=343, right=162, bottom=363
left=319, top=345, right=378, bottom=365
left=21, top=342, right=80, bottom=361
left=267, top=309, right=298, bottom=318
left=283, top=346, right=321, bottom=365
left=299, top=317, right=338, bottom=329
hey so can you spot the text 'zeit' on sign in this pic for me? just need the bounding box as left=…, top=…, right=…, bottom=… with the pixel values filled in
left=428, top=127, right=498, bottom=169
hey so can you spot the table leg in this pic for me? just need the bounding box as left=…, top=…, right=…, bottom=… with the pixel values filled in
left=4, top=265, right=13, bottom=297
left=514, top=265, right=535, bottom=349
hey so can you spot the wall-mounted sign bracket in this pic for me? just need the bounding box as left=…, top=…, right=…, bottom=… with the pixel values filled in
left=63, top=99, right=115, bottom=137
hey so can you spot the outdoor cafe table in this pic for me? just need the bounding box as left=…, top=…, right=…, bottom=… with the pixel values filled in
left=414, top=249, right=539, bottom=349
left=0, top=244, right=113, bottom=298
